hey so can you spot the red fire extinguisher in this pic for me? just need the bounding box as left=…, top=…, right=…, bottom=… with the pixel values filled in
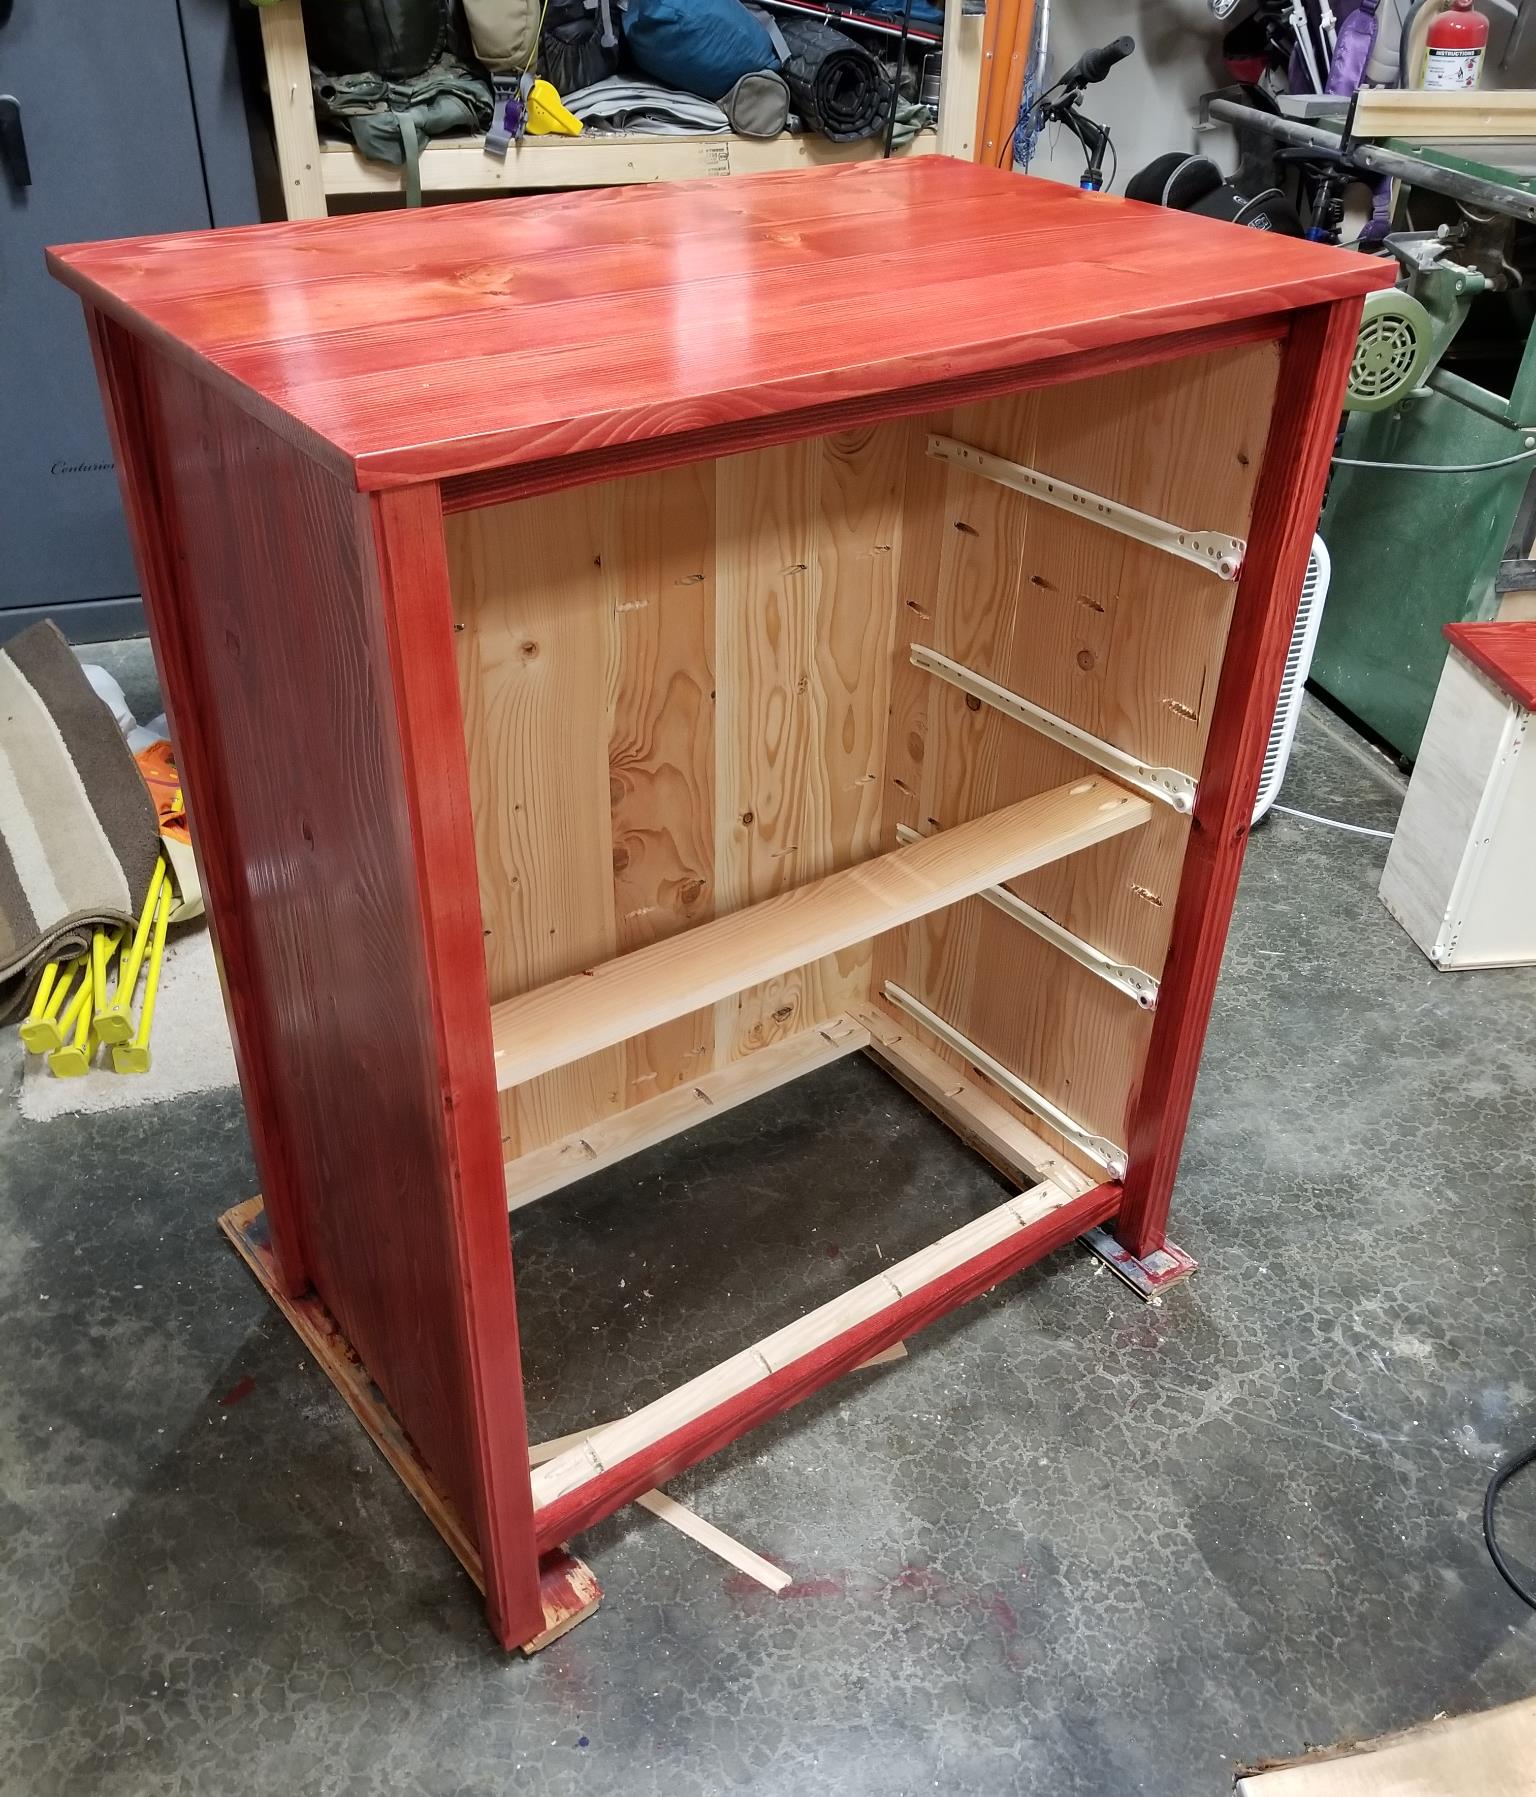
left=1422, top=0, right=1489, bottom=89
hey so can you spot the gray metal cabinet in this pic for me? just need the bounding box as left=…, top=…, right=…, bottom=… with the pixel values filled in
left=1, top=0, right=259, bottom=640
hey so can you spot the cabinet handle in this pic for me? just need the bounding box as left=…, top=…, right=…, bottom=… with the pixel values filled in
left=0, top=95, right=30, bottom=188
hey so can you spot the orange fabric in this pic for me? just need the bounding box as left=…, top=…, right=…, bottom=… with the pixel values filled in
left=135, top=740, right=191, bottom=845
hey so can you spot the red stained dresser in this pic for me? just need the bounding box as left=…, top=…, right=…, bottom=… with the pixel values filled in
left=50, top=157, right=1389, bottom=1650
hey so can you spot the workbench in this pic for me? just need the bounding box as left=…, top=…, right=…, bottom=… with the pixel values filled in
left=50, top=157, right=1387, bottom=1652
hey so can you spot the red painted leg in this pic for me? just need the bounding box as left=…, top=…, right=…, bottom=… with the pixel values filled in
left=1114, top=298, right=1364, bottom=1262
left=513, top=1549, right=604, bottom=1654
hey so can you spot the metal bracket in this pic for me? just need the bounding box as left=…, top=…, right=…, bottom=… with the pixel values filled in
left=1079, top=1226, right=1198, bottom=1302
left=911, top=645, right=1198, bottom=814
left=883, top=982, right=1128, bottom=1179
left=895, top=825, right=1159, bottom=1008
left=928, top=434, right=1246, bottom=581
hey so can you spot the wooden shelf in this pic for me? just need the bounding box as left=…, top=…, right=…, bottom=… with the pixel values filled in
left=320, top=129, right=942, bottom=199
left=488, top=777, right=1150, bottom=1091
left=258, top=0, right=984, bottom=218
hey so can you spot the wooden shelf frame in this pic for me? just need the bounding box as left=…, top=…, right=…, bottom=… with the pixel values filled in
left=488, top=777, right=1149, bottom=1092
left=257, top=0, right=985, bottom=220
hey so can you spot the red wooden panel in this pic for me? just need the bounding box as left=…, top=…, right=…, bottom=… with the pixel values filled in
left=1444, top=620, right=1536, bottom=711
left=1113, top=298, right=1367, bottom=1260
left=532, top=1182, right=1120, bottom=1551
left=85, top=314, right=542, bottom=1647
left=49, top=159, right=1390, bottom=493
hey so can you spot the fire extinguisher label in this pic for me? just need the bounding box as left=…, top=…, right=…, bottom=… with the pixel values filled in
left=1424, top=46, right=1484, bottom=87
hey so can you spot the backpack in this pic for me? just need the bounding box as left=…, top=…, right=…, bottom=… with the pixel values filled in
left=461, top=0, right=542, bottom=72
left=622, top=0, right=780, bottom=104
left=300, top=0, right=449, bottom=80
left=540, top=0, right=623, bottom=96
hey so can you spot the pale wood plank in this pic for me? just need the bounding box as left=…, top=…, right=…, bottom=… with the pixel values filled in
left=259, top=1, right=327, bottom=220
left=607, top=462, right=719, bottom=1101
left=1237, top=1694, right=1536, bottom=1796
left=1352, top=88, right=1536, bottom=141
left=854, top=1001, right=1099, bottom=1195
left=504, top=1014, right=869, bottom=1211
left=317, top=129, right=942, bottom=200
left=446, top=488, right=625, bottom=1153
left=715, top=438, right=824, bottom=1060
left=490, top=778, right=1151, bottom=1091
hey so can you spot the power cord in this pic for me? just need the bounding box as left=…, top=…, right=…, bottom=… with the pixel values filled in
left=1484, top=1444, right=1536, bottom=1610
left=1332, top=442, right=1536, bottom=474
left=882, top=0, right=918, bottom=158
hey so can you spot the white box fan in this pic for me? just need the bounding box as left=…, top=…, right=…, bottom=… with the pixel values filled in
left=1253, top=534, right=1330, bottom=824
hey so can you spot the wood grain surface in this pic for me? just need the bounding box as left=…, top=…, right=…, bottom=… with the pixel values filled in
left=489, top=778, right=1150, bottom=1090
left=1444, top=620, right=1536, bottom=711
left=1114, top=300, right=1367, bottom=1258
left=872, top=343, right=1279, bottom=1168
left=49, top=159, right=1390, bottom=492
left=89, top=317, right=545, bottom=1648
left=448, top=425, right=912, bottom=1154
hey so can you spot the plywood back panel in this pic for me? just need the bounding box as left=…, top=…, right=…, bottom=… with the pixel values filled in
left=875, top=341, right=1280, bottom=1166
left=449, top=423, right=908, bottom=1157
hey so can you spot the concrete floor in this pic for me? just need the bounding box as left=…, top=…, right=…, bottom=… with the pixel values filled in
left=3, top=652, right=1535, bottom=1797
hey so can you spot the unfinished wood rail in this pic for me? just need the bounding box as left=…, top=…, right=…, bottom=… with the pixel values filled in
left=488, top=777, right=1150, bottom=1092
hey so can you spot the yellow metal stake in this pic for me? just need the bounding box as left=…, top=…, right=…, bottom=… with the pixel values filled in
left=45, top=929, right=123, bottom=1077
left=19, top=958, right=67, bottom=1054
left=113, top=884, right=171, bottom=1075
left=48, top=959, right=96, bottom=1079
left=95, top=858, right=166, bottom=1045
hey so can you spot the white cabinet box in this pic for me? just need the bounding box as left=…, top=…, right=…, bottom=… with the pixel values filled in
left=1380, top=622, right=1536, bottom=970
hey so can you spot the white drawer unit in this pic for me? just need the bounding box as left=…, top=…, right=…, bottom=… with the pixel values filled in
left=1380, top=622, right=1536, bottom=970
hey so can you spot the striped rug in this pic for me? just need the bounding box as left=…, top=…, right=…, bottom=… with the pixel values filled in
left=0, top=621, right=161, bottom=1021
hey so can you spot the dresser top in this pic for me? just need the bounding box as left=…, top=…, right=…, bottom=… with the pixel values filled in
left=50, top=157, right=1388, bottom=493
left=1445, top=621, right=1536, bottom=711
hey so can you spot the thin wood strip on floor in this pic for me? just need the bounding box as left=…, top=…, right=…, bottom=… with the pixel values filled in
left=1236, top=1694, right=1536, bottom=1796
left=525, top=1341, right=908, bottom=1590
left=633, top=1491, right=792, bottom=1592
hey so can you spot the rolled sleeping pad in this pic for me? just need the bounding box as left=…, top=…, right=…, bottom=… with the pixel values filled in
left=775, top=14, right=892, bottom=143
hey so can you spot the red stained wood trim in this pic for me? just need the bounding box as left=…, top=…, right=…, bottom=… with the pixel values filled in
left=80, top=321, right=517, bottom=1622
left=1113, top=298, right=1367, bottom=1261
left=530, top=1180, right=1119, bottom=1552
left=1444, top=620, right=1536, bottom=711
left=49, top=160, right=1391, bottom=494
left=439, top=316, right=1290, bottom=513
left=220, top=1197, right=481, bottom=1579
left=367, top=487, right=545, bottom=1651
left=221, top=1196, right=599, bottom=1654
left=87, top=312, right=312, bottom=1299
